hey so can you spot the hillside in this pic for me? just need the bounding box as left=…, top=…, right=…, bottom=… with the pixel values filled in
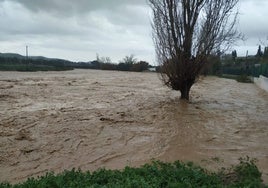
left=0, top=52, right=93, bottom=71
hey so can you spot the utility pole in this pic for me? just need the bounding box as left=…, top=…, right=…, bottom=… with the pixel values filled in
left=26, top=45, right=29, bottom=64
left=26, top=45, right=28, bottom=58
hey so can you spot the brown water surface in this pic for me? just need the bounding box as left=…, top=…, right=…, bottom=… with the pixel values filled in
left=0, top=69, right=267, bottom=183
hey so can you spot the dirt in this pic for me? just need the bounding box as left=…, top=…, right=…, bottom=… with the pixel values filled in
left=0, top=69, right=267, bottom=184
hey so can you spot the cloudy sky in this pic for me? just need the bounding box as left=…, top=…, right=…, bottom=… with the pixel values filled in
left=0, top=0, right=267, bottom=64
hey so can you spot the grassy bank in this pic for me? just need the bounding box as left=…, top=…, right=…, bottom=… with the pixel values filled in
left=0, top=158, right=265, bottom=188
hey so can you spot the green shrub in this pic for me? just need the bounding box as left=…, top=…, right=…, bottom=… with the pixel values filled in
left=236, top=74, right=253, bottom=83
left=0, top=159, right=265, bottom=188
left=219, top=157, right=265, bottom=187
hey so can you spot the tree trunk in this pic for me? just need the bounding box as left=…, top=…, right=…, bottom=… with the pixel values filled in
left=180, top=82, right=192, bottom=100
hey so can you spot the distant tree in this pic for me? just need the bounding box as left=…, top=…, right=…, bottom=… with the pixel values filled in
left=96, top=54, right=115, bottom=70
left=118, top=55, right=138, bottom=71
left=96, top=53, right=100, bottom=62
left=256, top=45, right=263, bottom=57
left=120, top=55, right=137, bottom=65
left=232, top=50, right=237, bottom=61
left=96, top=54, right=112, bottom=64
left=149, top=0, right=240, bottom=100
left=101, top=57, right=112, bottom=64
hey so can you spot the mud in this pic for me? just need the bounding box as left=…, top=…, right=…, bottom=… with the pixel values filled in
left=0, top=69, right=267, bottom=183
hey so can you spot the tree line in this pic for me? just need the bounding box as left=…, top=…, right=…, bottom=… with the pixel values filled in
left=0, top=53, right=151, bottom=72
left=89, top=54, right=150, bottom=72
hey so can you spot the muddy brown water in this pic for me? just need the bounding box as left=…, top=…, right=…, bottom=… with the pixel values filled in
left=0, top=69, right=267, bottom=184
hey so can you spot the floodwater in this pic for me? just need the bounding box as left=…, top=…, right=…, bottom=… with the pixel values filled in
left=0, top=69, right=267, bottom=183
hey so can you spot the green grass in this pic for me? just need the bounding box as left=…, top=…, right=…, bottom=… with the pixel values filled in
left=0, top=158, right=266, bottom=188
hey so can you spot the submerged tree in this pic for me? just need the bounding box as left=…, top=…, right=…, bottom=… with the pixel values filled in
left=149, top=0, right=240, bottom=100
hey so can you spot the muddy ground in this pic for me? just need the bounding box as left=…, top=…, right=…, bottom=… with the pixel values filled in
left=0, top=69, right=267, bottom=183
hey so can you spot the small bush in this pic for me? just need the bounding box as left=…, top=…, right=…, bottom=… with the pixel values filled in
left=220, top=157, right=264, bottom=187
left=236, top=74, right=253, bottom=83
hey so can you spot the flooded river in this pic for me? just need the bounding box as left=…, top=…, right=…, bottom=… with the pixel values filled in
left=0, top=69, right=267, bottom=183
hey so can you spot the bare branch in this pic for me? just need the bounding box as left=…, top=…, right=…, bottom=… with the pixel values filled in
left=149, top=0, right=240, bottom=100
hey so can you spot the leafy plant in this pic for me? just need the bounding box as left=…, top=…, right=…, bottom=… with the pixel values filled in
left=0, top=159, right=265, bottom=188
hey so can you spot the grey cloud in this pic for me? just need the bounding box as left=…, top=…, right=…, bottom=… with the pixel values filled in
left=9, top=0, right=147, bottom=16
left=0, top=0, right=267, bottom=62
left=1, top=0, right=151, bottom=36
left=239, top=0, right=268, bottom=43
left=0, top=0, right=153, bottom=62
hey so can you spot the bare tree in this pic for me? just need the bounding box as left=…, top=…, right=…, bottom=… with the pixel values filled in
left=149, top=0, right=240, bottom=100
left=120, top=54, right=137, bottom=65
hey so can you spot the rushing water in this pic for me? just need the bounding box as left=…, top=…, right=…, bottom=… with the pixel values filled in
left=0, top=69, right=267, bottom=183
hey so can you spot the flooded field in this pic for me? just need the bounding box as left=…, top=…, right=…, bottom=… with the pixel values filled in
left=0, top=69, right=268, bottom=183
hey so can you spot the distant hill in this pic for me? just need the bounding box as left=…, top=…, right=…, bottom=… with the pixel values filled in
left=0, top=52, right=72, bottom=62
left=0, top=52, right=96, bottom=71
left=0, top=52, right=25, bottom=59
left=0, top=52, right=77, bottom=71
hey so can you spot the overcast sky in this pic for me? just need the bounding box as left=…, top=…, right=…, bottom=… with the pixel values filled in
left=0, top=0, right=267, bottom=64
